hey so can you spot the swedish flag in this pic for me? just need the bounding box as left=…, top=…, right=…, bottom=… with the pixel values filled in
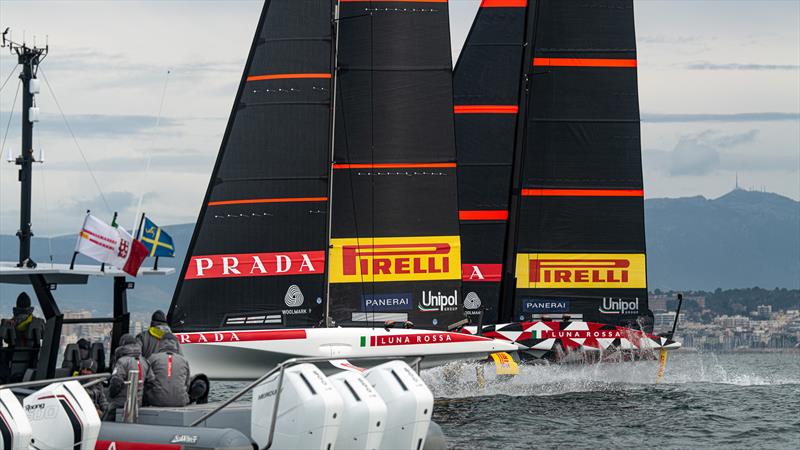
left=140, top=217, right=175, bottom=257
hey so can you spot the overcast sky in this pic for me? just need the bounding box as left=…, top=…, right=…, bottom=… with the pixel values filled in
left=0, top=0, right=798, bottom=236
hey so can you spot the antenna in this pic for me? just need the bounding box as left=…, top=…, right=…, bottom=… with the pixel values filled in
left=3, top=28, right=49, bottom=268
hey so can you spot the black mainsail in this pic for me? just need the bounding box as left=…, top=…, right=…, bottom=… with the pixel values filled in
left=502, top=0, right=652, bottom=330
left=171, top=0, right=466, bottom=332
left=328, top=0, right=464, bottom=329
left=453, top=0, right=528, bottom=324
left=170, top=0, right=333, bottom=331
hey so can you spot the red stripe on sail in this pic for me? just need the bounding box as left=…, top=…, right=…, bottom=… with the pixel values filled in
left=522, top=188, right=644, bottom=197
left=185, top=251, right=325, bottom=280
left=480, top=0, right=526, bottom=7
left=208, top=197, right=328, bottom=206
left=532, top=58, right=637, bottom=68
left=462, top=263, right=503, bottom=282
left=332, top=163, right=456, bottom=169
left=176, top=329, right=308, bottom=345
left=247, top=73, right=332, bottom=81
left=459, top=210, right=508, bottom=220
left=454, top=105, right=518, bottom=114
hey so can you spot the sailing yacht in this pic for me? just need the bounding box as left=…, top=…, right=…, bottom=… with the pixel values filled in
left=454, top=0, right=680, bottom=359
left=168, top=0, right=517, bottom=379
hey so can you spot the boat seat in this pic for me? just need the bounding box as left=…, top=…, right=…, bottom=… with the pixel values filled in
left=7, top=346, right=39, bottom=382
left=91, top=342, right=106, bottom=372
left=62, top=343, right=80, bottom=373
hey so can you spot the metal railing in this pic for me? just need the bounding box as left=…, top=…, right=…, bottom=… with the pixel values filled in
left=122, top=369, right=139, bottom=423
left=0, top=372, right=109, bottom=390
left=190, top=354, right=423, bottom=450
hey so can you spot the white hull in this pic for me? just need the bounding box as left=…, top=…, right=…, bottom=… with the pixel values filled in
left=176, top=327, right=519, bottom=380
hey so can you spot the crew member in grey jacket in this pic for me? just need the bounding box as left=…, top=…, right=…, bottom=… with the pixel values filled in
left=144, top=333, right=190, bottom=407
left=136, top=310, right=181, bottom=359
left=105, top=334, right=152, bottom=421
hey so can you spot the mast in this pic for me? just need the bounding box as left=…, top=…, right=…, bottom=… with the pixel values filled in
left=2, top=30, right=48, bottom=269
left=323, top=0, right=341, bottom=327
left=498, top=0, right=539, bottom=323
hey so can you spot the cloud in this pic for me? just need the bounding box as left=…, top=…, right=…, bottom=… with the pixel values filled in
left=56, top=191, right=159, bottom=223
left=686, top=61, right=800, bottom=71
left=715, top=129, right=759, bottom=148
left=645, top=128, right=799, bottom=178
left=642, top=112, right=800, bottom=123
left=668, top=136, right=720, bottom=176
left=0, top=112, right=181, bottom=137
left=49, top=148, right=214, bottom=173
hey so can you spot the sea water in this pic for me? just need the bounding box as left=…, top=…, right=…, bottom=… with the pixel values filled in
left=423, top=352, right=800, bottom=449
left=211, top=351, right=799, bottom=449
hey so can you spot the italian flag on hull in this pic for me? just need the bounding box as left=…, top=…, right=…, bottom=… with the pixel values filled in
left=75, top=214, right=148, bottom=276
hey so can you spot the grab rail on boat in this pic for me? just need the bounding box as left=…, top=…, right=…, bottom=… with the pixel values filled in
left=0, top=372, right=110, bottom=390
left=189, top=355, right=423, bottom=449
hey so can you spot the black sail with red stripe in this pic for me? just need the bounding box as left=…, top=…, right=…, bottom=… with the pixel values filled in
left=328, top=0, right=464, bottom=329
left=169, top=0, right=333, bottom=331
left=453, top=0, right=528, bottom=324
left=504, top=0, right=652, bottom=330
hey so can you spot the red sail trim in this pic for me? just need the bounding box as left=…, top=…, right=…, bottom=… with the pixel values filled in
left=454, top=105, right=519, bottom=114
left=522, top=188, right=644, bottom=197
left=332, top=163, right=456, bottom=169
left=246, top=73, right=332, bottom=81
left=176, top=329, right=308, bottom=344
left=480, top=0, right=526, bottom=7
left=208, top=197, right=328, bottom=206
left=532, top=58, right=637, bottom=68
left=459, top=210, right=509, bottom=220
left=461, top=263, right=503, bottom=282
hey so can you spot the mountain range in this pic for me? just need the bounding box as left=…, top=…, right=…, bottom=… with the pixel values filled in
left=1, top=189, right=798, bottom=315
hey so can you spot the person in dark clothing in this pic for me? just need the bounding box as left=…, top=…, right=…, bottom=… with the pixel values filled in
left=105, top=334, right=152, bottom=421
left=136, top=310, right=181, bottom=359
left=78, top=359, right=107, bottom=417
left=0, top=293, right=45, bottom=347
left=144, top=333, right=190, bottom=407
left=188, top=374, right=210, bottom=405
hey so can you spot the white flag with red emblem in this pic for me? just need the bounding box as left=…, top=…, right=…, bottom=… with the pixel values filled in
left=75, top=214, right=148, bottom=276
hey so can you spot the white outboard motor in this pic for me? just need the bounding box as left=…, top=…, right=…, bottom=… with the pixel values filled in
left=251, top=363, right=342, bottom=450
left=329, top=370, right=388, bottom=450
left=23, top=380, right=101, bottom=450
left=364, top=361, right=434, bottom=450
left=0, top=389, right=33, bottom=450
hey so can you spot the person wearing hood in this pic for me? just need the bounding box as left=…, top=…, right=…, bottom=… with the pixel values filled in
left=78, top=359, right=107, bottom=417
left=0, top=293, right=45, bottom=347
left=137, top=310, right=181, bottom=359
left=105, top=333, right=153, bottom=421
left=144, top=333, right=190, bottom=407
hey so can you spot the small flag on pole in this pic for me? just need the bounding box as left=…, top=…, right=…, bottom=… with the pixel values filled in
left=139, top=217, right=175, bottom=258
left=75, top=214, right=148, bottom=276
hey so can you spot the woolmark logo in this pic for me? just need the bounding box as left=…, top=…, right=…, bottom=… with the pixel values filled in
left=464, top=292, right=481, bottom=310
left=329, top=236, right=461, bottom=283
left=284, top=285, right=304, bottom=307
left=418, top=290, right=459, bottom=312
left=185, top=251, right=324, bottom=280
left=599, top=297, right=639, bottom=315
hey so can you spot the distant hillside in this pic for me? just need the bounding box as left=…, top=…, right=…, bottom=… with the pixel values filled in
left=1, top=189, right=798, bottom=314
left=645, top=189, right=799, bottom=291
